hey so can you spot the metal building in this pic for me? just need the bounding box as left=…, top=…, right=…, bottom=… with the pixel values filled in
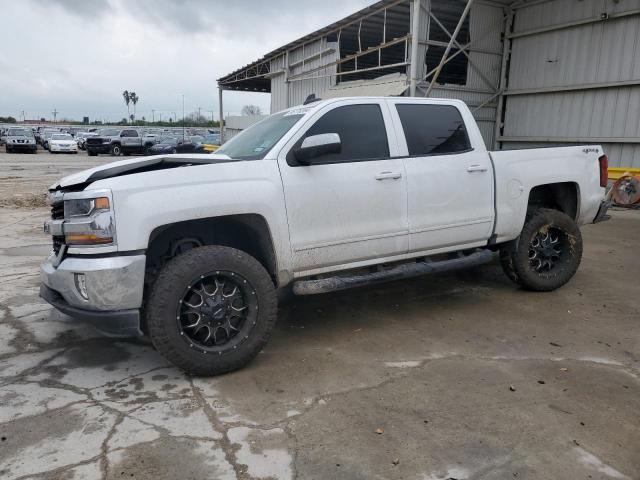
left=218, top=0, right=640, bottom=168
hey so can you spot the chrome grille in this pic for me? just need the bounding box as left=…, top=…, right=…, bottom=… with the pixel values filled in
left=50, top=200, right=65, bottom=255
left=51, top=202, right=64, bottom=220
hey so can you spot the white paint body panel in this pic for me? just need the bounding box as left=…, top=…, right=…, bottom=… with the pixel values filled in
left=386, top=98, right=495, bottom=252
left=276, top=98, right=408, bottom=273
left=54, top=97, right=606, bottom=287
left=490, top=146, right=605, bottom=243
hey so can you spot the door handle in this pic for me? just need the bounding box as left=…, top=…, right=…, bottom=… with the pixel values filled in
left=467, top=164, right=488, bottom=173
left=375, top=171, right=402, bottom=180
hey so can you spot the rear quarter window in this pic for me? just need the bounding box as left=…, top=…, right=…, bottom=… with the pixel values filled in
left=395, top=104, right=471, bottom=156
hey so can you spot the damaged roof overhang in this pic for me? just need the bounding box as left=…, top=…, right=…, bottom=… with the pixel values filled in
left=217, top=0, right=519, bottom=92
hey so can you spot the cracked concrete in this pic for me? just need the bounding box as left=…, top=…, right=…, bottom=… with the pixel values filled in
left=1, top=153, right=639, bottom=479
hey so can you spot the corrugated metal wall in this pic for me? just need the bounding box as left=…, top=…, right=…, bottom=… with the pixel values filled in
left=501, top=0, right=640, bottom=168
left=416, top=1, right=505, bottom=147
left=270, top=39, right=339, bottom=113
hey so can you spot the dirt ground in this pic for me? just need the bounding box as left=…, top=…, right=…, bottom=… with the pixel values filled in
left=0, top=150, right=639, bottom=480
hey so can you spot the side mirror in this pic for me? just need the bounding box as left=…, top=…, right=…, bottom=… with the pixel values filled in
left=294, top=133, right=341, bottom=164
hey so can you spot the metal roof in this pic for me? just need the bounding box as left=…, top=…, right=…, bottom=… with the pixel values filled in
left=218, top=0, right=519, bottom=91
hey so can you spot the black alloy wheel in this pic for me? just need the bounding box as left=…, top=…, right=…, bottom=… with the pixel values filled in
left=177, top=271, right=257, bottom=354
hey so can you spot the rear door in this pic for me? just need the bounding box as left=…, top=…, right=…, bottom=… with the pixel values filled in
left=121, top=130, right=139, bottom=151
left=277, top=100, right=408, bottom=274
left=388, top=100, right=494, bottom=253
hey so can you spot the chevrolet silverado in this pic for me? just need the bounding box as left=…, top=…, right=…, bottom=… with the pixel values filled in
left=40, top=97, right=610, bottom=375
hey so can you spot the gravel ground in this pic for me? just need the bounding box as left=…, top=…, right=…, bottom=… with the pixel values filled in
left=0, top=147, right=109, bottom=208
left=0, top=150, right=638, bottom=479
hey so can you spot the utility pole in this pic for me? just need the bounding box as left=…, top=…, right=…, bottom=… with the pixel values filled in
left=182, top=94, right=185, bottom=140
left=52, top=109, right=58, bottom=124
left=152, top=109, right=155, bottom=123
left=198, top=106, right=201, bottom=124
left=159, top=112, right=162, bottom=123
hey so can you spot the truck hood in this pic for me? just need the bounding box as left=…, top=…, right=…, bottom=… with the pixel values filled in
left=49, top=153, right=234, bottom=190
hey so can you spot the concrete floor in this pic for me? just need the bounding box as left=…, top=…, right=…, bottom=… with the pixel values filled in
left=0, top=151, right=639, bottom=479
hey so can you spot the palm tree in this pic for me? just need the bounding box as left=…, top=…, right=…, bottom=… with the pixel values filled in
left=122, top=90, right=130, bottom=120
left=130, top=92, right=139, bottom=121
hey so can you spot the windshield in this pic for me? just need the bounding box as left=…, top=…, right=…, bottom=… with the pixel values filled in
left=52, top=134, right=73, bottom=140
left=216, top=112, right=303, bottom=160
left=8, top=129, right=31, bottom=136
left=158, top=137, right=178, bottom=145
left=204, top=134, right=220, bottom=144
left=99, top=129, right=120, bottom=136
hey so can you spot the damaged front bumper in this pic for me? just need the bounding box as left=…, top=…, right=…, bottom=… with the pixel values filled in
left=39, top=253, right=146, bottom=337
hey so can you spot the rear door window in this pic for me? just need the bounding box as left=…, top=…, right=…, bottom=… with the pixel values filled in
left=395, top=104, right=471, bottom=156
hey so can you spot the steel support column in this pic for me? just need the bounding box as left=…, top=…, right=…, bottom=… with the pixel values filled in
left=409, top=0, right=423, bottom=96
left=218, top=86, right=224, bottom=144
left=493, top=10, right=513, bottom=150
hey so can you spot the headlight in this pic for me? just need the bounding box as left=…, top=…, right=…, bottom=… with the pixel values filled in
left=64, top=197, right=108, bottom=217
left=63, top=195, right=115, bottom=246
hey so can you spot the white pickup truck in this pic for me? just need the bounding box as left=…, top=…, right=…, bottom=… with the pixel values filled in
left=40, top=97, right=610, bottom=375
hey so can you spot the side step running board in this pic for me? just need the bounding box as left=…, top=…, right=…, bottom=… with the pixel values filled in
left=292, top=250, right=495, bottom=295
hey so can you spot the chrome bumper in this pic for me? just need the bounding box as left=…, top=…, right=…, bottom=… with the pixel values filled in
left=40, top=253, right=146, bottom=336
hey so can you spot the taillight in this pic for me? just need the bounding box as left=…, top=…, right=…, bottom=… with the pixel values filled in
left=598, top=154, right=608, bottom=188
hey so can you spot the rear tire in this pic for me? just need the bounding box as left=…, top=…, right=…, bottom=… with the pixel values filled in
left=500, top=208, right=582, bottom=291
left=146, top=245, right=277, bottom=376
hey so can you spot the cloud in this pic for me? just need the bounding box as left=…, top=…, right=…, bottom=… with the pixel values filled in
left=32, top=0, right=111, bottom=19
left=1, top=0, right=374, bottom=120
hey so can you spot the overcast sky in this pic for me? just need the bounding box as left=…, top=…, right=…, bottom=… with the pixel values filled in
left=0, top=0, right=372, bottom=122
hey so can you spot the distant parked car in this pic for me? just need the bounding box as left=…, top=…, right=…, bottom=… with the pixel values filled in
left=147, top=137, right=180, bottom=154
left=4, top=128, right=37, bottom=153
left=197, top=134, right=221, bottom=153
left=48, top=133, right=78, bottom=154
left=75, top=132, right=96, bottom=150
left=146, top=136, right=204, bottom=155
left=41, top=129, right=60, bottom=149
left=85, top=128, right=156, bottom=156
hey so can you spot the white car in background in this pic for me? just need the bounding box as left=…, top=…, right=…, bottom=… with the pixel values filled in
left=48, top=133, right=78, bottom=154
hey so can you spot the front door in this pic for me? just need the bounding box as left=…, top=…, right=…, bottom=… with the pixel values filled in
left=277, top=100, right=408, bottom=274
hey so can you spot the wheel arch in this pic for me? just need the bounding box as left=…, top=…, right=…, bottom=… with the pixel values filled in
left=526, top=182, right=580, bottom=220
left=146, top=214, right=279, bottom=286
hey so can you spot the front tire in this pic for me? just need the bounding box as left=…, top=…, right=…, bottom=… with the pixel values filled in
left=500, top=208, right=583, bottom=291
left=146, top=245, right=277, bottom=376
left=110, top=144, right=122, bottom=156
